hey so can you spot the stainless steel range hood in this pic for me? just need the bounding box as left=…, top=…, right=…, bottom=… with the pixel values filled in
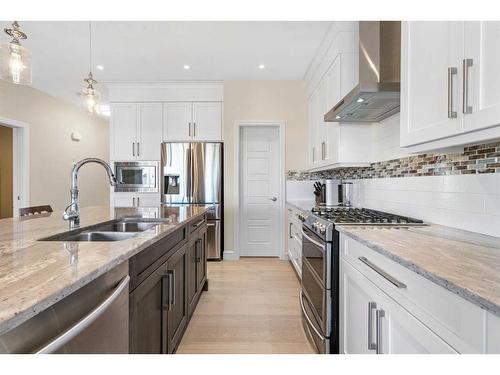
left=324, top=21, right=401, bottom=123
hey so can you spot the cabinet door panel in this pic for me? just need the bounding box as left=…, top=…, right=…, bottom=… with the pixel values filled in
left=136, top=193, right=159, bottom=207
left=113, top=193, right=135, bottom=207
left=187, top=236, right=198, bottom=316
left=401, top=21, right=464, bottom=147
left=326, top=55, right=342, bottom=164
left=138, top=103, right=162, bottom=160
left=166, top=244, right=188, bottom=353
left=196, top=225, right=207, bottom=291
left=340, top=259, right=377, bottom=354
left=465, top=21, right=500, bottom=132
left=192, top=102, right=222, bottom=141
left=111, top=103, right=137, bottom=160
left=163, top=102, right=192, bottom=141
left=129, top=263, right=166, bottom=354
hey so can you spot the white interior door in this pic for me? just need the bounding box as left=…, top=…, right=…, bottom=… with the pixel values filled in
left=239, top=126, right=281, bottom=257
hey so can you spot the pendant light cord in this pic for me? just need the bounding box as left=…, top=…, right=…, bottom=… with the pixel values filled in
left=88, top=21, right=92, bottom=73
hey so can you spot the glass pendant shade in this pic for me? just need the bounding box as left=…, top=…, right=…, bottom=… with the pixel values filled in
left=81, top=73, right=101, bottom=114
left=0, top=22, right=32, bottom=85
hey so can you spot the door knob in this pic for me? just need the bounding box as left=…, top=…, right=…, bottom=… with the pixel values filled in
left=269, top=197, right=277, bottom=202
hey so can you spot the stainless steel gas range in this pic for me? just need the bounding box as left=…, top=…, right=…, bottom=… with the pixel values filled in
left=300, top=207, right=425, bottom=354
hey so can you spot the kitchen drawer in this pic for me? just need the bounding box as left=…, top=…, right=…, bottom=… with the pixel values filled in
left=486, top=312, right=500, bottom=353
left=129, top=226, right=187, bottom=291
left=340, top=233, right=486, bottom=353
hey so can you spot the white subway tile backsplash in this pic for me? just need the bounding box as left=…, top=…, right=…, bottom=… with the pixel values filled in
left=354, top=174, right=500, bottom=237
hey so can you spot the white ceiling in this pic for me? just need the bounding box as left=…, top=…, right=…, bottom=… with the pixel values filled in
left=11, top=21, right=332, bottom=106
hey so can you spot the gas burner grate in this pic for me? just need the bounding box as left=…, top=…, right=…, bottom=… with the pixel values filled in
left=311, top=207, right=424, bottom=225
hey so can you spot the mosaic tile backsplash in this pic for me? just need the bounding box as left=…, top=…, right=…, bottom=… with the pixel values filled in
left=287, top=141, right=500, bottom=181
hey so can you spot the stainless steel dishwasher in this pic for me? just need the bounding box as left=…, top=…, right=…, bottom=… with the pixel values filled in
left=0, top=262, right=129, bottom=354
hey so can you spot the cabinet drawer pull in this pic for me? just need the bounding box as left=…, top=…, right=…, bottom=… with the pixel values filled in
left=36, top=276, right=130, bottom=354
left=192, top=218, right=205, bottom=229
left=137, top=142, right=140, bottom=157
left=193, top=122, right=196, bottom=137
left=289, top=223, right=293, bottom=239
left=376, top=309, right=385, bottom=354
left=462, top=58, right=473, bottom=114
left=358, top=257, right=407, bottom=289
left=447, top=67, right=458, bottom=118
left=188, top=122, right=192, bottom=137
left=132, top=142, right=135, bottom=156
left=367, top=302, right=377, bottom=350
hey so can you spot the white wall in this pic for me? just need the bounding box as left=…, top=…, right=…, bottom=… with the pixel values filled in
left=223, top=80, right=309, bottom=255
left=0, top=80, right=110, bottom=211
left=350, top=115, right=500, bottom=238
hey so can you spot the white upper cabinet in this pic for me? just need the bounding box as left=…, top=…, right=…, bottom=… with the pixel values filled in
left=163, top=102, right=192, bottom=141
left=306, top=23, right=372, bottom=170
left=192, top=102, right=222, bottom=141
left=401, top=21, right=500, bottom=152
left=137, top=103, right=162, bottom=160
left=111, top=103, right=138, bottom=160
left=163, top=102, right=222, bottom=142
left=400, top=22, right=465, bottom=147
left=464, top=22, right=500, bottom=133
left=110, top=103, right=162, bottom=161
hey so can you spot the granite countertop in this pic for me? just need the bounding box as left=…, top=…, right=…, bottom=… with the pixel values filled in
left=337, top=224, right=500, bottom=317
left=0, top=205, right=209, bottom=335
left=286, top=200, right=316, bottom=212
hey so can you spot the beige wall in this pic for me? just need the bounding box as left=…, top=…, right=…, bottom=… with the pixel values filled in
left=0, top=125, right=13, bottom=218
left=0, top=80, right=109, bottom=213
left=223, top=80, right=308, bottom=254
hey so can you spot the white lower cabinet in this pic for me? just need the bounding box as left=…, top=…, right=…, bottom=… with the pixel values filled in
left=339, top=234, right=500, bottom=354
left=341, top=259, right=456, bottom=354
left=113, top=193, right=160, bottom=208
left=286, top=205, right=303, bottom=278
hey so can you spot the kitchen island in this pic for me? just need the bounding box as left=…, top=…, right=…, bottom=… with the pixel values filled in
left=0, top=205, right=209, bottom=353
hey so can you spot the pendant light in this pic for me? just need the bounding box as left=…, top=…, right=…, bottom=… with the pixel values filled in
left=0, top=21, right=32, bottom=85
left=80, top=21, right=100, bottom=114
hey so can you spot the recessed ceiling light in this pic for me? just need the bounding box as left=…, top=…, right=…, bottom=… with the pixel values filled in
left=183, top=64, right=190, bottom=70
left=258, top=64, right=265, bottom=70
left=357, top=97, right=365, bottom=103
left=97, top=65, right=104, bottom=71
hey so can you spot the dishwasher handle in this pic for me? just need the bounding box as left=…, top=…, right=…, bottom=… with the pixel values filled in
left=36, top=275, right=130, bottom=354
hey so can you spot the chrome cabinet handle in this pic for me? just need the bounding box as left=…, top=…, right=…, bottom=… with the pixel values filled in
left=188, top=122, right=192, bottom=137
left=299, top=292, right=325, bottom=342
left=302, top=231, right=324, bottom=249
left=132, top=142, right=135, bottom=156
left=463, top=58, right=473, bottom=114
left=195, top=239, right=202, bottom=262
left=368, top=302, right=377, bottom=350
left=289, top=223, right=293, bottom=239
left=163, top=270, right=175, bottom=310
left=376, top=309, right=385, bottom=354
left=447, top=67, right=458, bottom=118
left=137, top=142, right=140, bottom=156
left=137, top=196, right=140, bottom=206
left=36, top=276, right=130, bottom=354
left=321, top=142, right=326, bottom=160
left=132, top=197, right=135, bottom=206
left=269, top=197, right=277, bottom=202
left=358, top=257, right=407, bottom=289
left=193, top=122, right=196, bottom=137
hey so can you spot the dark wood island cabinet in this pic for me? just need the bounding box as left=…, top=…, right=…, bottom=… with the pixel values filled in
left=129, top=213, right=208, bottom=354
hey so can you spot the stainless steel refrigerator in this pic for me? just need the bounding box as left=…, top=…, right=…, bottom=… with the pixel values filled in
left=161, top=142, right=223, bottom=260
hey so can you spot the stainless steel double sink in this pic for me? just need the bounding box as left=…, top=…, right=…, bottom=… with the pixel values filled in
left=39, top=218, right=170, bottom=242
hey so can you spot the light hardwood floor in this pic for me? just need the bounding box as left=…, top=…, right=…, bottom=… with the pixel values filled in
left=177, top=258, right=316, bottom=354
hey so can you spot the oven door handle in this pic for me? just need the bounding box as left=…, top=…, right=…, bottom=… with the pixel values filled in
left=302, top=230, right=325, bottom=249
left=299, top=292, right=325, bottom=342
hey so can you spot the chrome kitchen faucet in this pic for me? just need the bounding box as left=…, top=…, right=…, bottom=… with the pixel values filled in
left=63, top=158, right=119, bottom=229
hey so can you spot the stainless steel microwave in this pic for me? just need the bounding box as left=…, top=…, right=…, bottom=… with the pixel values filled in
left=114, top=161, right=158, bottom=192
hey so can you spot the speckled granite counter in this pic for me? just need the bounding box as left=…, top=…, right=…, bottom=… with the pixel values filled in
left=286, top=200, right=315, bottom=212
left=0, top=205, right=208, bottom=335
left=337, top=224, right=500, bottom=317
